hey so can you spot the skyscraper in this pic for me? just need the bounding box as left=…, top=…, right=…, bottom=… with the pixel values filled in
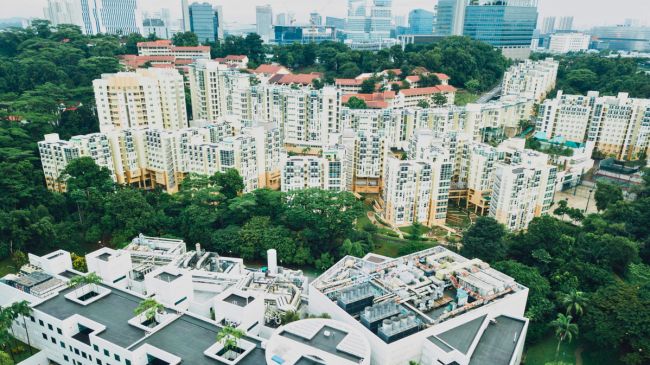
left=435, top=0, right=466, bottom=36
left=557, top=16, right=574, bottom=31
left=463, top=0, right=538, bottom=59
left=345, top=0, right=392, bottom=41
left=276, top=13, right=288, bottom=26
left=94, top=0, right=141, bottom=35
left=189, top=2, right=221, bottom=44
left=408, top=9, right=435, bottom=35
left=256, top=4, right=273, bottom=42
left=310, top=12, right=323, bottom=26
left=181, top=0, right=190, bottom=32
left=43, top=0, right=84, bottom=28
left=540, top=16, right=556, bottom=34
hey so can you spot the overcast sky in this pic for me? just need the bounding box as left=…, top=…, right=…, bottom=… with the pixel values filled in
left=4, top=0, right=649, bottom=30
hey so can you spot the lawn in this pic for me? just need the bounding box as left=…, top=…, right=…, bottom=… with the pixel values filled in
left=373, top=239, right=402, bottom=258
left=524, top=335, right=577, bottom=365
left=5, top=337, right=39, bottom=364
left=454, top=90, right=480, bottom=106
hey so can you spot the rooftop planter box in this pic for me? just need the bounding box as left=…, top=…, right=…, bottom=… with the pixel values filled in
left=65, top=284, right=111, bottom=306
left=203, top=338, right=255, bottom=365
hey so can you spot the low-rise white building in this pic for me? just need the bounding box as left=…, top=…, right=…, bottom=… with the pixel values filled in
left=548, top=33, right=590, bottom=54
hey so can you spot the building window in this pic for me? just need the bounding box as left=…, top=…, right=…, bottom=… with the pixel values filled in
left=96, top=359, right=102, bottom=365
left=38, top=320, right=44, bottom=326
left=61, top=341, right=65, bottom=349
left=93, top=344, right=99, bottom=352
left=41, top=333, right=47, bottom=340
left=64, top=355, right=69, bottom=362
left=104, top=349, right=110, bottom=357
left=114, top=354, right=120, bottom=361
left=51, top=337, right=56, bottom=344
left=125, top=360, right=131, bottom=365
left=48, top=324, right=53, bottom=331
left=57, top=328, right=62, bottom=335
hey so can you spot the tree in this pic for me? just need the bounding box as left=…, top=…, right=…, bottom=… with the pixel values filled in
left=465, top=79, right=481, bottom=93
left=550, top=313, right=578, bottom=360
left=433, top=93, right=448, bottom=106
left=461, top=217, right=507, bottom=262
left=559, top=290, right=587, bottom=317
left=172, top=31, right=199, bottom=46
left=360, top=78, right=376, bottom=94
left=62, top=157, right=114, bottom=196
left=216, top=325, right=245, bottom=360
left=315, top=252, right=334, bottom=271
left=134, top=298, right=165, bottom=323
left=0, top=351, right=11, bottom=365
left=9, top=301, right=33, bottom=355
left=390, top=83, right=402, bottom=92
left=211, top=169, right=244, bottom=200
left=68, top=272, right=102, bottom=295
left=341, top=239, right=365, bottom=258
left=346, top=96, right=368, bottom=109
left=594, top=182, right=623, bottom=211
left=416, top=100, right=430, bottom=108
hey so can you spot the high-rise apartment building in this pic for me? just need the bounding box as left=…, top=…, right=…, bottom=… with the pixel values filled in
left=489, top=143, right=556, bottom=231
left=93, top=69, right=187, bottom=133
left=408, top=9, right=435, bottom=35
left=188, top=2, right=222, bottom=43
left=38, top=133, right=115, bottom=192
left=188, top=60, right=252, bottom=121
left=537, top=91, right=650, bottom=160
left=501, top=58, right=559, bottom=102
left=382, top=130, right=453, bottom=227
left=256, top=4, right=274, bottom=43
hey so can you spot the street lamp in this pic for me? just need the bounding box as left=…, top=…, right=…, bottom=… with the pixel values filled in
left=585, top=189, right=594, bottom=212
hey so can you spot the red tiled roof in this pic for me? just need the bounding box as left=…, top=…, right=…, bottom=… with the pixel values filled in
left=382, top=68, right=402, bottom=76
left=335, top=78, right=363, bottom=86
left=342, top=91, right=396, bottom=108
left=137, top=40, right=172, bottom=47
left=270, top=73, right=321, bottom=85
left=225, top=55, right=247, bottom=61
left=254, top=64, right=289, bottom=74
left=399, top=85, right=457, bottom=96
left=433, top=73, right=450, bottom=80
left=405, top=75, right=420, bottom=83
left=436, top=84, right=457, bottom=92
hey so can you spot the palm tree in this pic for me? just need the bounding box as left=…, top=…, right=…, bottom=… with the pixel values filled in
left=559, top=290, right=587, bottom=317
left=134, top=299, right=165, bottom=324
left=0, top=350, right=12, bottom=365
left=550, top=313, right=579, bottom=360
left=0, top=310, right=15, bottom=363
left=68, top=272, right=102, bottom=296
left=10, top=301, right=33, bottom=355
left=216, top=325, right=245, bottom=360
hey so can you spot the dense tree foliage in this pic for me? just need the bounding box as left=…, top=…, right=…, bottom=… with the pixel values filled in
left=533, top=52, right=650, bottom=97
left=269, top=37, right=508, bottom=91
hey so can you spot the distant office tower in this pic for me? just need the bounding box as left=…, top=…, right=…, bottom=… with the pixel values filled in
left=345, top=0, right=392, bottom=41
left=55, top=0, right=140, bottom=35
left=181, top=0, right=190, bottom=31
left=91, top=0, right=141, bottom=35
left=189, top=2, right=222, bottom=43
left=143, top=18, right=169, bottom=39
left=276, top=13, right=287, bottom=26
left=256, top=4, right=274, bottom=42
left=556, top=16, right=574, bottom=31
left=408, top=9, right=435, bottom=35
left=548, top=33, right=590, bottom=53
left=93, top=69, right=187, bottom=133
left=463, top=0, right=538, bottom=59
left=310, top=12, right=323, bottom=26
left=393, top=15, right=407, bottom=27
left=590, top=25, right=650, bottom=52
left=43, top=0, right=84, bottom=28
left=435, top=0, right=466, bottom=36
left=214, top=5, right=224, bottom=40
left=326, top=16, right=346, bottom=31
left=540, top=16, right=556, bottom=34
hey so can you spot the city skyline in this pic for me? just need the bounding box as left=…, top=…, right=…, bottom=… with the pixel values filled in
left=6, top=0, right=650, bottom=30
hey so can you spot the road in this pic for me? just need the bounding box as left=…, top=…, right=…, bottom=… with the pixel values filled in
left=476, top=84, right=502, bottom=103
